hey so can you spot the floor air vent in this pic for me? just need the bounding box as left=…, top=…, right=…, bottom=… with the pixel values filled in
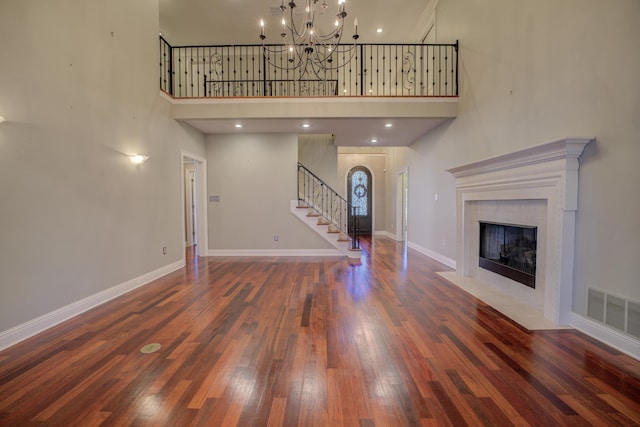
left=588, top=288, right=640, bottom=340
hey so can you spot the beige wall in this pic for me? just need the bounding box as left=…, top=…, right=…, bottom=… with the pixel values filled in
left=382, top=147, right=410, bottom=238
left=391, top=0, right=640, bottom=317
left=206, top=133, right=333, bottom=251
left=298, top=134, right=338, bottom=190
left=0, top=0, right=206, bottom=333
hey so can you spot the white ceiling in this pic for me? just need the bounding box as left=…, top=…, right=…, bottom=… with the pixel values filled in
left=159, top=0, right=443, bottom=146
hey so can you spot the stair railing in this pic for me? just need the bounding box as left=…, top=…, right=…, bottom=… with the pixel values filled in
left=297, top=163, right=359, bottom=250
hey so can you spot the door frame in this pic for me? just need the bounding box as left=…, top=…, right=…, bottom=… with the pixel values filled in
left=396, top=169, right=409, bottom=241
left=184, top=167, right=197, bottom=247
left=345, top=164, right=375, bottom=235
left=181, top=150, right=208, bottom=259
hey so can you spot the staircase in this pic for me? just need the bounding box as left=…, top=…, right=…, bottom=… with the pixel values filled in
left=292, top=163, right=361, bottom=259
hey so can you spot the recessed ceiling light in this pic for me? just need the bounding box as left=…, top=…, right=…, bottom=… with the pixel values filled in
left=385, top=123, right=392, bottom=128
left=377, top=28, right=383, bottom=33
left=371, top=138, right=378, bottom=144
left=234, top=124, right=242, bottom=128
left=302, top=123, right=310, bottom=128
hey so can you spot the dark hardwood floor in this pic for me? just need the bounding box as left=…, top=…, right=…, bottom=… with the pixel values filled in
left=1, top=237, right=639, bottom=426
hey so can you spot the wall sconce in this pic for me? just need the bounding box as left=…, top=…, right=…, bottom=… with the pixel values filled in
left=0, top=116, right=6, bottom=124
left=129, top=154, right=149, bottom=165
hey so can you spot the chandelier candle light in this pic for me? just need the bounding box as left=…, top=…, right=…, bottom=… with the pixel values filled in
left=259, top=0, right=359, bottom=77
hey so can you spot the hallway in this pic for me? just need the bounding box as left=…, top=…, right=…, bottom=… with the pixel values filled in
left=0, top=237, right=639, bottom=425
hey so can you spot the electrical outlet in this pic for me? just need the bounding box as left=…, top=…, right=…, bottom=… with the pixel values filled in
left=162, top=246, right=167, bottom=255
left=274, top=235, right=279, bottom=242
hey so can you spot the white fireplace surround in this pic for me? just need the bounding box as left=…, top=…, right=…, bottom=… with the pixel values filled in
left=447, top=137, right=593, bottom=325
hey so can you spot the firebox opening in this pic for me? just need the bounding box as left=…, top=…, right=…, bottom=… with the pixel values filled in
left=479, top=221, right=537, bottom=289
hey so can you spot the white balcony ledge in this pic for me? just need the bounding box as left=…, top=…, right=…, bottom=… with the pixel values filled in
left=160, top=92, right=458, bottom=146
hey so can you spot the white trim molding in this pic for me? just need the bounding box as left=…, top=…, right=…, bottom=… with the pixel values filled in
left=447, top=138, right=593, bottom=178
left=570, top=312, right=640, bottom=360
left=408, top=241, right=457, bottom=269
left=376, top=230, right=398, bottom=240
left=0, top=260, right=185, bottom=351
left=447, top=137, right=594, bottom=326
left=208, top=249, right=342, bottom=257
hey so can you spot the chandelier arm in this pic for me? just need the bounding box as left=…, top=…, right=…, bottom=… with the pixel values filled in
left=309, top=24, right=346, bottom=62
left=262, top=42, right=357, bottom=73
left=262, top=45, right=289, bottom=54
left=310, top=44, right=358, bottom=72
left=262, top=43, right=300, bottom=72
left=260, top=0, right=358, bottom=80
left=313, top=18, right=345, bottom=42
left=287, top=6, right=308, bottom=40
left=298, top=56, right=313, bottom=80
left=263, top=52, right=306, bottom=72
left=307, top=59, right=330, bottom=81
left=307, top=26, right=350, bottom=65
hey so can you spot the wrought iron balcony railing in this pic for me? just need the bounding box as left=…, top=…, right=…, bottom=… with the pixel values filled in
left=160, top=36, right=458, bottom=98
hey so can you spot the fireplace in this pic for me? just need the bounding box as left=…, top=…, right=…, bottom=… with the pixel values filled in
left=478, top=222, right=537, bottom=288
left=447, top=137, right=593, bottom=325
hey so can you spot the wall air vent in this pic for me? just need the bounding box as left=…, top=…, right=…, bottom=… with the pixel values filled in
left=587, top=287, right=640, bottom=340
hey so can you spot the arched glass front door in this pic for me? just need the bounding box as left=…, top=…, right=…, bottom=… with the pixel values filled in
left=347, top=166, right=373, bottom=235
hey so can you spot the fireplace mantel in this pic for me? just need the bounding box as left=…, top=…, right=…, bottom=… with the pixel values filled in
left=447, top=138, right=593, bottom=179
left=447, top=137, right=593, bottom=325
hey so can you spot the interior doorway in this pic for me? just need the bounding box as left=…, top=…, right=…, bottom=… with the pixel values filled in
left=396, top=170, right=408, bottom=242
left=182, top=152, right=207, bottom=259
left=184, top=163, right=197, bottom=247
left=347, top=166, right=373, bottom=235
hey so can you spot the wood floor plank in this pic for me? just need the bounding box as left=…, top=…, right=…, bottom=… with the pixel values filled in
left=265, top=397, right=287, bottom=427
left=1, top=238, right=640, bottom=426
left=33, top=354, right=127, bottom=422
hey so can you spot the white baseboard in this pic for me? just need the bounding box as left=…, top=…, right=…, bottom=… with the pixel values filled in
left=374, top=230, right=398, bottom=240
left=0, top=259, right=185, bottom=351
left=208, top=249, right=342, bottom=257
left=570, top=312, right=640, bottom=361
left=407, top=241, right=457, bottom=269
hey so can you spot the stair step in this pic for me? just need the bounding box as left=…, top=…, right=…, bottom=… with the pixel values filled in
left=291, top=199, right=360, bottom=260
left=306, top=209, right=320, bottom=217
left=317, top=218, right=330, bottom=225
left=337, top=231, right=351, bottom=242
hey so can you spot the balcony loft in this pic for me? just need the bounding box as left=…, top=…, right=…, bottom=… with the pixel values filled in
left=159, top=37, right=459, bottom=146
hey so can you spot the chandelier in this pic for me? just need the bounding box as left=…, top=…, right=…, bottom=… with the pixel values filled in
left=259, top=0, right=359, bottom=77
